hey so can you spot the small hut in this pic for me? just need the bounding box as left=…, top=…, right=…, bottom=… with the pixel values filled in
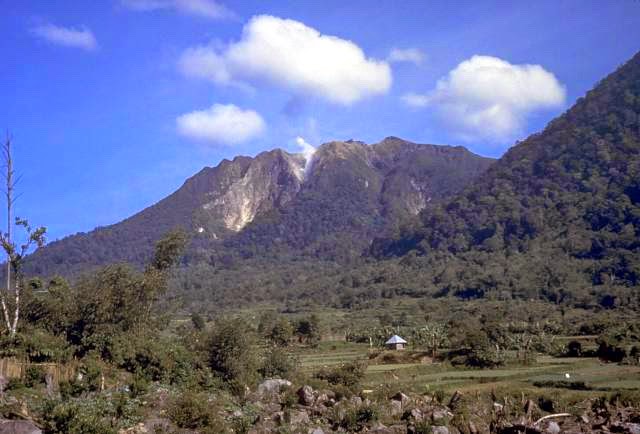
left=385, top=335, right=407, bottom=350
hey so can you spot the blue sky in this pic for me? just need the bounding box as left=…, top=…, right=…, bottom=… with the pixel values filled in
left=1, top=0, right=639, bottom=242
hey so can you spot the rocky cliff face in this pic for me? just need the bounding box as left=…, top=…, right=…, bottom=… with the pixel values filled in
left=24, top=137, right=494, bottom=277
left=200, top=150, right=305, bottom=232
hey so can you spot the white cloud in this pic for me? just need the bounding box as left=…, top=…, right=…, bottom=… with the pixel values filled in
left=401, top=92, right=430, bottom=108
left=176, top=104, right=265, bottom=145
left=178, top=15, right=392, bottom=105
left=31, top=24, right=97, bottom=51
left=121, top=0, right=233, bottom=19
left=405, top=55, right=565, bottom=142
left=388, top=48, right=425, bottom=65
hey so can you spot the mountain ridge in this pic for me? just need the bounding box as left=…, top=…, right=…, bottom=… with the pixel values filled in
left=24, top=138, right=494, bottom=277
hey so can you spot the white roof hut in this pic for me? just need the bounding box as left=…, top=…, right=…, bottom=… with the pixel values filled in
left=385, top=335, right=407, bottom=350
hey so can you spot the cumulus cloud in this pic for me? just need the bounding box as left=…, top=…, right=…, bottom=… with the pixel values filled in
left=31, top=24, right=97, bottom=51
left=121, top=0, right=234, bottom=19
left=404, top=55, right=566, bottom=142
left=176, top=104, right=265, bottom=145
left=178, top=15, right=392, bottom=104
left=388, top=47, right=425, bottom=65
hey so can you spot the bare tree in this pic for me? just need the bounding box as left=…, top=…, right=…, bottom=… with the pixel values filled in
left=0, top=135, right=46, bottom=337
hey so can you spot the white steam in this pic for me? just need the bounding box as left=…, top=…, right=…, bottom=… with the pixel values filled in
left=295, top=136, right=316, bottom=177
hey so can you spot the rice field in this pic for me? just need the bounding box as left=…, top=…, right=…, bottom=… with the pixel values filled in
left=295, top=341, right=640, bottom=397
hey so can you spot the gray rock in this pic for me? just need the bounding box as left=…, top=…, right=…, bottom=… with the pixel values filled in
left=409, top=408, right=424, bottom=422
left=389, top=399, right=403, bottom=416
left=288, top=410, right=310, bottom=426
left=350, top=396, right=363, bottom=406
left=297, top=385, right=315, bottom=406
left=392, top=392, right=410, bottom=406
left=257, top=379, right=292, bottom=397
left=0, top=420, right=42, bottom=434
left=308, top=428, right=325, bottom=434
left=0, top=376, right=8, bottom=394
left=431, top=409, right=452, bottom=423
left=544, top=421, right=561, bottom=434
left=625, top=423, right=640, bottom=434
left=431, top=426, right=449, bottom=434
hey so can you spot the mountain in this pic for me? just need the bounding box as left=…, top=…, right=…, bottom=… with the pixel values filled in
left=371, top=51, right=640, bottom=308
left=24, top=138, right=494, bottom=277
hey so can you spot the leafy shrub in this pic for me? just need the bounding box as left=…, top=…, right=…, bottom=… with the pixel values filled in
left=207, top=318, right=261, bottom=393
left=338, top=404, right=379, bottom=431
left=259, top=346, right=298, bottom=379
left=40, top=395, right=141, bottom=434
left=24, top=365, right=46, bottom=388
left=315, top=360, right=367, bottom=390
left=167, top=392, right=221, bottom=429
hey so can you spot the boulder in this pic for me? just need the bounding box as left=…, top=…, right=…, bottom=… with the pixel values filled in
left=257, top=379, right=292, bottom=398
left=544, top=421, right=561, bottom=434
left=0, top=376, right=8, bottom=394
left=288, top=410, right=311, bottom=426
left=625, top=423, right=640, bottom=434
left=431, top=409, right=452, bottom=423
left=390, top=400, right=403, bottom=416
left=391, top=392, right=411, bottom=406
left=431, top=426, right=449, bottom=434
left=297, top=385, right=315, bottom=406
left=308, top=428, right=325, bottom=434
left=0, top=420, right=42, bottom=434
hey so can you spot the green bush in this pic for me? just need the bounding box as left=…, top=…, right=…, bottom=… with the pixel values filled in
left=167, top=392, right=221, bottom=429
left=315, top=360, right=367, bottom=390
left=207, top=318, right=261, bottom=393
left=259, top=346, right=298, bottom=379
left=24, top=365, right=46, bottom=388
left=40, top=395, right=141, bottom=434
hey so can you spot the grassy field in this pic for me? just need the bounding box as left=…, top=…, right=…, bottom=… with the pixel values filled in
left=294, top=341, right=640, bottom=399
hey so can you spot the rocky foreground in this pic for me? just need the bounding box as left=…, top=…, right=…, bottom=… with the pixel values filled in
left=128, top=380, right=640, bottom=433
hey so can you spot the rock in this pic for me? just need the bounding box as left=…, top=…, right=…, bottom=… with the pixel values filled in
left=0, top=375, right=8, bottom=394
left=524, top=399, right=537, bottom=415
left=0, top=420, right=42, bottom=434
left=143, top=418, right=172, bottom=433
left=316, top=392, right=329, bottom=405
left=118, top=423, right=148, bottom=434
left=431, top=426, right=449, bottom=434
left=390, top=399, right=403, bottom=416
left=544, top=421, right=561, bottom=434
left=369, top=423, right=407, bottom=434
left=272, top=411, right=285, bottom=424
left=257, top=379, right=292, bottom=397
left=45, top=374, right=56, bottom=397
left=350, top=396, right=363, bottom=406
left=448, top=390, right=462, bottom=408
left=625, top=423, right=640, bottom=434
left=297, top=385, right=315, bottom=406
left=232, top=409, right=244, bottom=418
left=493, top=402, right=504, bottom=413
left=409, top=408, right=424, bottom=422
left=392, top=392, right=411, bottom=406
left=288, top=410, right=310, bottom=426
left=468, top=421, right=478, bottom=434
left=308, top=428, right=325, bottom=434
left=432, top=409, right=452, bottom=423
left=579, top=414, right=589, bottom=424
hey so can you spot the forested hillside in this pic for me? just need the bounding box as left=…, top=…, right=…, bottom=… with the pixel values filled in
left=369, top=51, right=640, bottom=308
